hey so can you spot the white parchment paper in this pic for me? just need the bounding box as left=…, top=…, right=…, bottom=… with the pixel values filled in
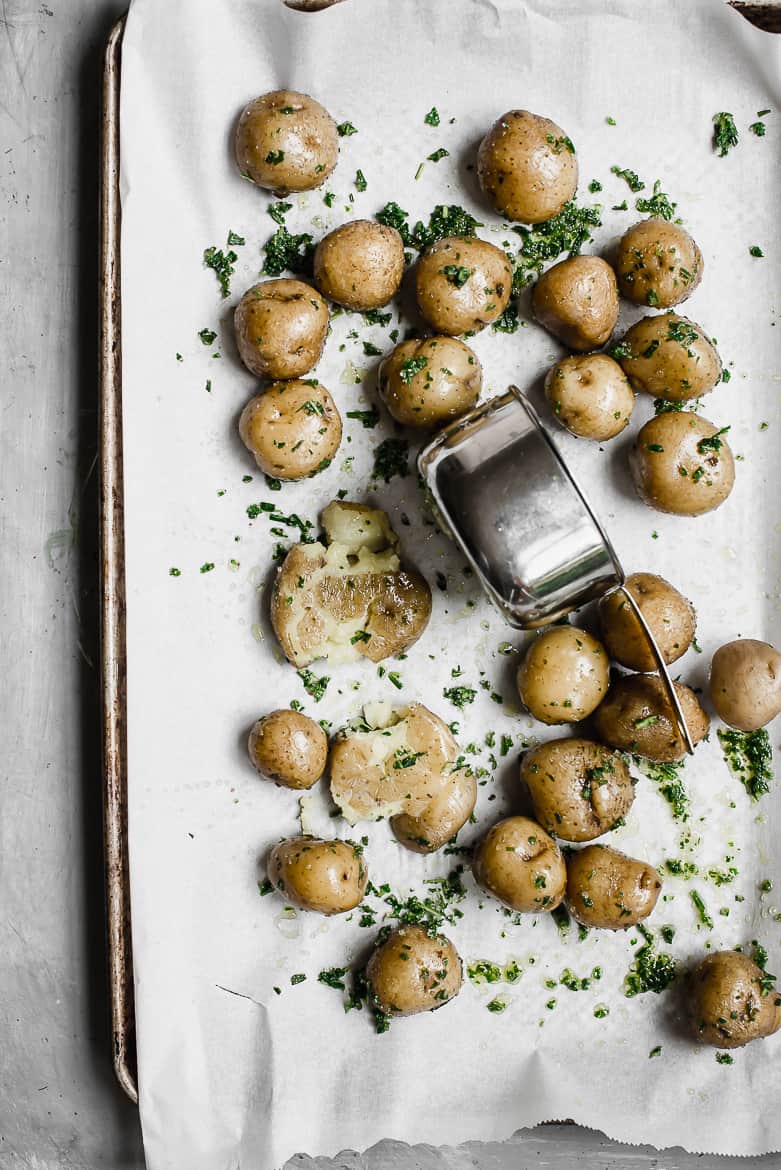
left=119, top=1, right=781, bottom=1165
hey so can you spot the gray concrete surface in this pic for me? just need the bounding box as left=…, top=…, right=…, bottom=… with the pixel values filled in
left=1, top=1, right=780, bottom=1167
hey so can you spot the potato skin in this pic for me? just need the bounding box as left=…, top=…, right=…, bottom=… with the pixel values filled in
left=239, top=380, right=342, bottom=480
left=629, top=412, right=735, bottom=516
left=615, top=219, right=703, bottom=308
left=593, top=674, right=709, bottom=762
left=248, top=709, right=327, bottom=789
left=472, top=816, right=566, bottom=912
left=235, top=90, right=338, bottom=194
left=565, top=844, right=663, bottom=929
left=688, top=951, right=781, bottom=1049
left=532, top=256, right=619, bottom=351
left=314, top=220, right=404, bottom=311
left=617, top=314, right=722, bottom=402
left=268, top=836, right=367, bottom=915
left=477, top=109, right=578, bottom=224
left=367, top=924, right=462, bottom=1016
left=234, top=279, right=329, bottom=380
left=521, top=738, right=634, bottom=842
left=710, top=638, right=781, bottom=731
left=378, top=336, right=482, bottom=429
left=544, top=353, right=634, bottom=441
left=415, top=236, right=513, bottom=335
left=391, top=768, right=477, bottom=854
left=599, top=573, right=696, bottom=672
left=516, top=626, right=610, bottom=724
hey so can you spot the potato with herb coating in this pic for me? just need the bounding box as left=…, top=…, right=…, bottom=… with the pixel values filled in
left=521, top=738, right=634, bottom=842
left=267, top=836, right=367, bottom=915
left=234, top=279, right=329, bottom=380
left=235, top=90, right=338, bottom=194
left=544, top=353, right=634, bottom=441
left=688, top=950, right=781, bottom=1049
left=709, top=638, right=781, bottom=731
left=629, top=412, right=735, bottom=516
left=532, top=256, right=619, bottom=352
left=472, top=816, right=566, bottom=913
left=593, top=674, right=709, bottom=762
left=415, top=236, right=512, bottom=335
left=477, top=109, right=578, bottom=224
left=599, top=573, right=696, bottom=672
left=248, top=709, right=327, bottom=790
left=565, top=844, right=663, bottom=929
left=616, top=314, right=722, bottom=403
left=391, top=767, right=477, bottom=854
left=516, top=626, right=610, bottom=724
left=313, top=220, right=404, bottom=311
left=378, top=336, right=482, bottom=428
left=239, top=379, right=341, bottom=480
left=615, top=219, right=703, bottom=309
left=367, top=924, right=462, bottom=1017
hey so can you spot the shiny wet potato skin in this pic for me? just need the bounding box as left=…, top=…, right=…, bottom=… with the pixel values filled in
left=477, top=109, right=578, bottom=224
left=617, top=314, right=722, bottom=403
left=239, top=380, right=342, bottom=480
left=709, top=638, right=781, bottom=731
left=593, top=674, right=710, bottom=763
left=565, top=844, right=663, bottom=929
left=599, top=573, right=696, bottom=672
left=516, top=625, right=610, bottom=724
left=235, top=89, right=338, bottom=194
left=472, top=816, right=566, bottom=913
left=532, top=256, right=619, bottom=351
left=391, top=767, right=477, bottom=854
left=268, top=836, right=367, bottom=915
left=688, top=951, right=781, bottom=1048
left=248, top=709, right=328, bottom=789
left=521, top=738, right=634, bottom=842
left=367, top=924, right=462, bottom=1016
left=629, top=412, right=735, bottom=516
left=378, top=336, right=482, bottom=428
left=615, top=219, right=703, bottom=308
left=234, top=279, right=329, bottom=380
left=544, top=353, right=634, bottom=441
left=314, top=220, right=404, bottom=311
left=415, top=236, right=512, bottom=335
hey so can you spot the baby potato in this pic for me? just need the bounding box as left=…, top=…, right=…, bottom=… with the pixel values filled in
left=615, top=218, right=703, bottom=308
left=616, top=314, right=722, bottom=403
left=544, top=353, right=634, bottom=441
left=267, top=836, right=367, bottom=915
left=521, top=737, right=635, bottom=842
left=532, top=256, right=619, bottom=351
left=391, top=767, right=477, bottom=854
left=239, top=379, right=342, bottom=480
left=234, top=279, right=329, bottom=380
left=710, top=638, right=781, bottom=731
left=688, top=950, right=781, bottom=1049
left=415, top=236, right=513, bottom=335
left=313, top=220, right=404, bottom=311
left=629, top=412, right=735, bottom=516
left=367, top=924, right=462, bottom=1017
left=235, top=89, right=338, bottom=194
left=378, top=336, right=482, bottom=429
left=516, top=626, right=610, bottom=724
left=593, top=673, right=709, bottom=762
left=472, top=816, right=566, bottom=913
left=599, top=573, right=696, bottom=672
left=565, top=844, right=663, bottom=929
left=477, top=109, right=578, bottom=224
left=248, top=709, right=327, bottom=790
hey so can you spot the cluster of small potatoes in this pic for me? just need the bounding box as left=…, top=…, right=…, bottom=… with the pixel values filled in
left=234, top=93, right=780, bottom=1038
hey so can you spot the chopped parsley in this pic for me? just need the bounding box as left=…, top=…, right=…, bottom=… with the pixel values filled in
left=169, top=567, right=181, bottom=577
left=297, top=669, right=330, bottom=702
left=258, top=878, right=274, bottom=896
left=716, top=1052, right=734, bottom=1065
left=399, top=355, right=428, bottom=383
left=337, top=121, right=358, bottom=136
left=346, top=407, right=380, bottom=428
left=690, top=889, right=714, bottom=930
left=227, top=230, right=245, bottom=246
left=624, top=928, right=677, bottom=997
left=198, top=327, right=217, bottom=346
left=354, top=169, right=367, bottom=192
left=265, top=149, right=285, bottom=165
left=372, top=437, right=409, bottom=482
left=713, top=112, right=739, bottom=157
left=441, top=264, right=472, bottom=288
left=427, top=147, right=450, bottom=163
left=511, top=200, right=601, bottom=287
left=199, top=562, right=215, bottom=574
left=261, top=226, right=315, bottom=276
left=749, top=121, right=766, bottom=136
left=636, top=758, right=689, bottom=822
left=443, top=685, right=477, bottom=709
left=717, top=727, right=773, bottom=800
left=290, top=973, right=306, bottom=985
left=696, top=426, right=730, bottom=454
left=268, top=200, right=293, bottom=224
left=392, top=748, right=425, bottom=770
left=318, top=967, right=348, bottom=990
left=611, top=164, right=645, bottom=192
left=749, top=245, right=764, bottom=257
left=424, top=107, right=440, bottom=126
left=635, top=180, right=677, bottom=221
left=545, top=133, right=575, bottom=154
left=374, top=201, right=480, bottom=251
left=486, top=997, right=508, bottom=1013
left=203, top=246, right=238, bottom=298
